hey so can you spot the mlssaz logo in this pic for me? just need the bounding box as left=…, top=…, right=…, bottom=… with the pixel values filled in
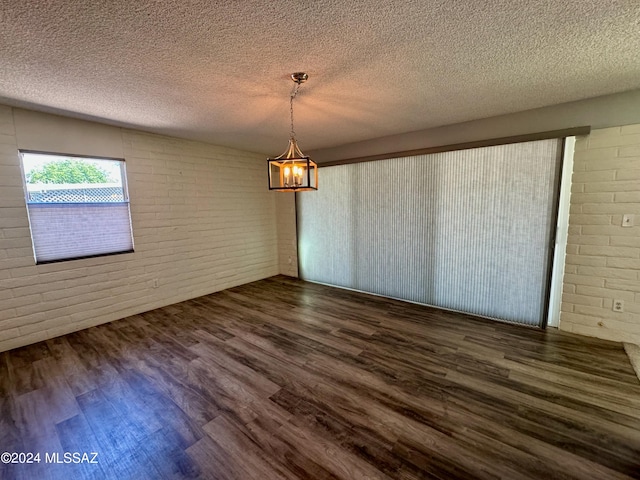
left=45, top=452, right=99, bottom=464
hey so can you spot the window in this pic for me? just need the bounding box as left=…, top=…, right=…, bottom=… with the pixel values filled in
left=20, top=151, right=134, bottom=264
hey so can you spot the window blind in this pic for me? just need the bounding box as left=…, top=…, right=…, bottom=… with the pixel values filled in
left=27, top=203, right=134, bottom=263
left=297, top=139, right=562, bottom=326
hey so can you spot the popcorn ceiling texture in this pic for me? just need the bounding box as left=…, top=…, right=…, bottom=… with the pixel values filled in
left=1, top=0, right=639, bottom=155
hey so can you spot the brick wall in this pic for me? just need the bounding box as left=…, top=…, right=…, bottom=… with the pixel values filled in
left=561, top=124, right=640, bottom=343
left=0, top=105, right=280, bottom=352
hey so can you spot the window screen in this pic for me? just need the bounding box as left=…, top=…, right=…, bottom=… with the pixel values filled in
left=20, top=152, right=134, bottom=263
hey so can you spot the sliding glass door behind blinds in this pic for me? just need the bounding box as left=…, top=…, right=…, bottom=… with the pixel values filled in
left=297, top=139, right=562, bottom=326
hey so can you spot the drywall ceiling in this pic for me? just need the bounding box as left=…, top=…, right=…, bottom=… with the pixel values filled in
left=1, top=0, right=639, bottom=156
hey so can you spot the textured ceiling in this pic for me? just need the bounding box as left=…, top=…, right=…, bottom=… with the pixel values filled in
left=1, top=0, right=639, bottom=156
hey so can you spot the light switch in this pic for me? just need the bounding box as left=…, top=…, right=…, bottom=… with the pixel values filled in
left=622, top=214, right=634, bottom=227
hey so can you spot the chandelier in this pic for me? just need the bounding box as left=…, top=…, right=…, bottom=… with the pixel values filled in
left=267, top=72, right=318, bottom=192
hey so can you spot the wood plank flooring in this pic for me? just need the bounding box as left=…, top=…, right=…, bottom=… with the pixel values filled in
left=1, top=275, right=640, bottom=479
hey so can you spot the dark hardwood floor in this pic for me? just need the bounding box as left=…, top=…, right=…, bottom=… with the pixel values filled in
left=1, top=275, right=640, bottom=480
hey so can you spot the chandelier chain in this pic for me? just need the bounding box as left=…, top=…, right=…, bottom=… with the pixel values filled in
left=290, top=82, right=300, bottom=139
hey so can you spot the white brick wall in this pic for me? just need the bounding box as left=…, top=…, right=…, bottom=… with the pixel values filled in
left=0, top=105, right=280, bottom=352
left=275, top=192, right=299, bottom=277
left=561, top=124, right=640, bottom=343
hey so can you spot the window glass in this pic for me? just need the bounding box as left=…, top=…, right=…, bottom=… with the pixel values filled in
left=20, top=152, right=134, bottom=263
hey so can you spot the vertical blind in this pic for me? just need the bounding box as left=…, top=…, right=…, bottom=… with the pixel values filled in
left=297, top=139, right=562, bottom=326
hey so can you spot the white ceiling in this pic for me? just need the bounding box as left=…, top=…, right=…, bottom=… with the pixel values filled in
left=1, top=0, right=639, bottom=156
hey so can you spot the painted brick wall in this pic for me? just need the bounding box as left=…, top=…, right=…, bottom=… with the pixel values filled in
left=0, top=105, right=279, bottom=352
left=561, top=124, right=640, bottom=343
left=275, top=192, right=299, bottom=277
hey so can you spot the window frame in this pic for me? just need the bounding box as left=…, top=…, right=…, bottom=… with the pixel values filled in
left=19, top=149, right=135, bottom=264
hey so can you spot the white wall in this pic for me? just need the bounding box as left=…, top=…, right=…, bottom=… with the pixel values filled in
left=0, top=105, right=281, bottom=352
left=561, top=124, right=640, bottom=343
left=310, top=89, right=640, bottom=164
left=275, top=192, right=299, bottom=277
